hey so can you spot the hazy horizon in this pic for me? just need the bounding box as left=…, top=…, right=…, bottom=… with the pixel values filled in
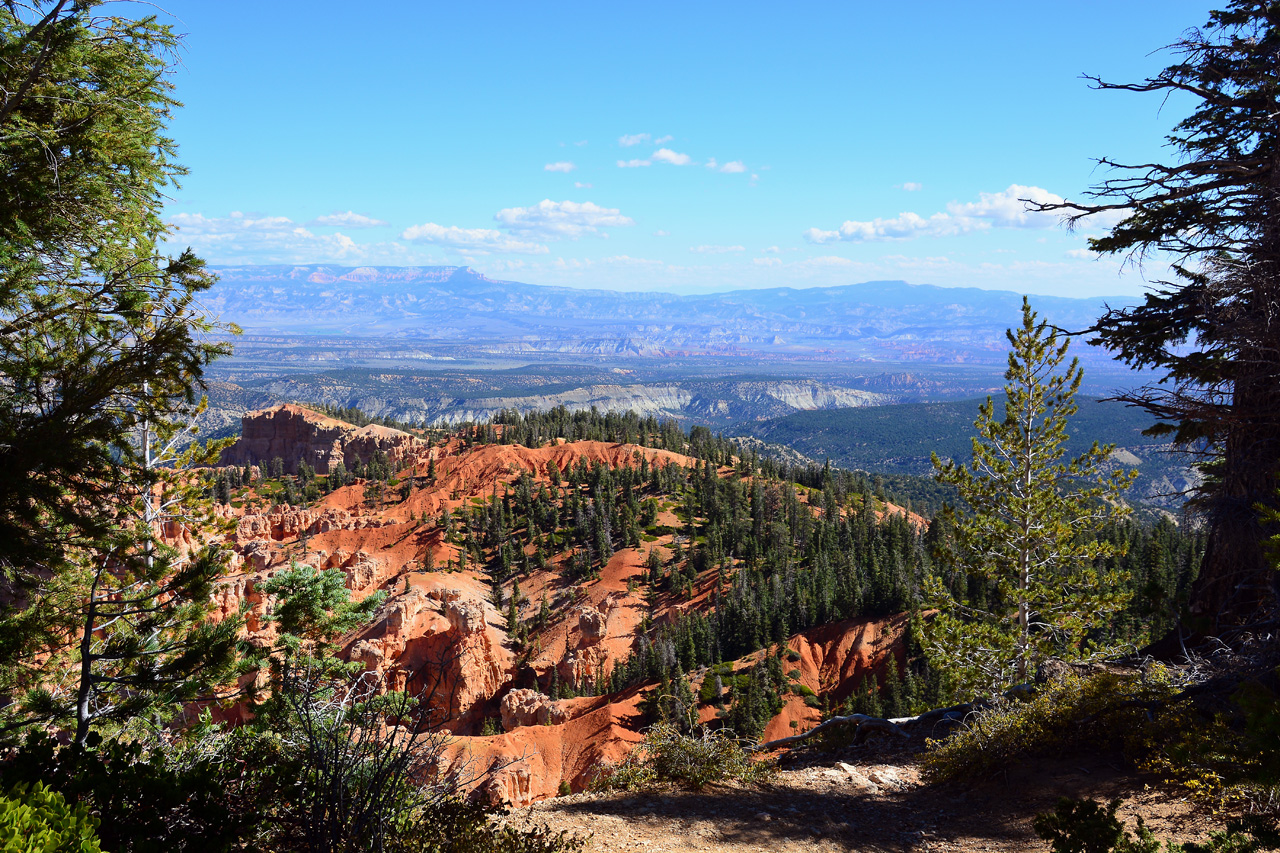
left=208, top=262, right=1150, bottom=302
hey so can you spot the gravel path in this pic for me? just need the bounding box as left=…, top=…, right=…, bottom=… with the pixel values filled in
left=502, top=752, right=1210, bottom=853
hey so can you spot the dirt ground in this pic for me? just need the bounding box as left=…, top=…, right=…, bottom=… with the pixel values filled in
left=501, top=743, right=1213, bottom=853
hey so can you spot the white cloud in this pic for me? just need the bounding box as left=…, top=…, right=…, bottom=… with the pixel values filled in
left=651, top=148, right=693, bottom=166
left=544, top=161, right=576, bottom=173
left=945, top=184, right=1064, bottom=227
left=719, top=160, right=746, bottom=173
left=619, top=133, right=650, bottom=147
left=752, top=257, right=783, bottom=267
left=804, top=184, right=1070, bottom=244
left=484, top=258, right=529, bottom=273
left=574, top=181, right=593, bottom=188
left=879, top=254, right=956, bottom=270
left=601, top=254, right=666, bottom=267
left=705, top=158, right=718, bottom=170
left=801, top=255, right=855, bottom=267
left=170, top=211, right=289, bottom=237
left=804, top=211, right=955, bottom=244
left=306, top=211, right=388, bottom=228
left=574, top=140, right=588, bottom=146
left=763, top=245, right=781, bottom=254
left=168, top=212, right=367, bottom=261
left=654, top=135, right=673, bottom=144
left=493, top=199, right=634, bottom=239
left=898, top=182, right=923, bottom=192
left=689, top=244, right=745, bottom=254
left=653, top=230, right=670, bottom=237
left=617, top=158, right=650, bottom=168
left=400, top=222, right=549, bottom=254
left=1066, top=248, right=1099, bottom=259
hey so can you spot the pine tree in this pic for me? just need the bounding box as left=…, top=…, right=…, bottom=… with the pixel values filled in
left=923, top=299, right=1136, bottom=696
left=1033, top=2, right=1280, bottom=627
left=505, top=596, right=520, bottom=639
left=7, top=424, right=242, bottom=745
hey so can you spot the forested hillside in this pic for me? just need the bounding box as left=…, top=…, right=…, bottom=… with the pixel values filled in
left=734, top=396, right=1197, bottom=507
left=192, top=401, right=1207, bottom=732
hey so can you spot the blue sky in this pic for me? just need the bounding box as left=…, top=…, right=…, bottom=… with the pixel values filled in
left=157, top=1, right=1212, bottom=296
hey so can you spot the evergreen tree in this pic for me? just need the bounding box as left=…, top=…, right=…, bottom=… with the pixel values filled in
left=250, top=562, right=386, bottom=728
left=1033, top=2, right=1280, bottom=627
left=328, top=461, right=349, bottom=492
left=0, top=3, right=233, bottom=573
left=0, top=3, right=246, bottom=745
left=5, top=432, right=242, bottom=746
left=923, top=299, right=1136, bottom=696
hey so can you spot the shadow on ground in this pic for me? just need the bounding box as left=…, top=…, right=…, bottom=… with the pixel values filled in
left=533, top=753, right=1203, bottom=853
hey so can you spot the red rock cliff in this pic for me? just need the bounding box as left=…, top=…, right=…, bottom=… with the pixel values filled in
left=219, top=404, right=423, bottom=475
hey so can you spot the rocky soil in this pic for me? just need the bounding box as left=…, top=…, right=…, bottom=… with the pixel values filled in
left=506, top=745, right=1211, bottom=853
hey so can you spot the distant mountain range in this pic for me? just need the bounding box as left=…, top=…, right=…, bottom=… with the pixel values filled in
left=205, top=265, right=1140, bottom=364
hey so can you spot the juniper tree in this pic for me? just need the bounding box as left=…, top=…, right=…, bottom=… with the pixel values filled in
left=0, top=2, right=240, bottom=744
left=923, top=299, right=1136, bottom=697
left=0, top=1, right=232, bottom=581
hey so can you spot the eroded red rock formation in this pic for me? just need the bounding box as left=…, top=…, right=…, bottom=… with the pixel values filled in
left=219, top=403, right=425, bottom=475
left=200, top=405, right=913, bottom=806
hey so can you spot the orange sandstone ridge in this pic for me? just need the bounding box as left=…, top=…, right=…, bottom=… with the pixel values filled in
left=218, top=403, right=422, bottom=475
left=201, top=406, right=916, bottom=805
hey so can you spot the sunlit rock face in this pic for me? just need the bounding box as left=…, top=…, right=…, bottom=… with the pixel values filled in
left=219, top=403, right=423, bottom=475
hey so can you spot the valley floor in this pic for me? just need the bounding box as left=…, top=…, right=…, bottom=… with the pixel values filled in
left=504, top=748, right=1212, bottom=853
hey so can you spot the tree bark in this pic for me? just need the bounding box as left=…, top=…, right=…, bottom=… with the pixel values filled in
left=1192, top=332, right=1280, bottom=629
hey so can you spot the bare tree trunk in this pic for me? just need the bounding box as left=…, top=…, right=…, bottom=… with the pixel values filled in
left=1016, top=373, right=1034, bottom=684
left=73, top=562, right=103, bottom=748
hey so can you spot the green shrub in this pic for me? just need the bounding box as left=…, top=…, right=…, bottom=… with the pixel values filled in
left=0, top=731, right=265, bottom=852
left=1034, top=798, right=1159, bottom=853
left=0, top=782, right=102, bottom=853
left=591, top=723, right=775, bottom=791
left=926, top=665, right=1280, bottom=816
left=1033, top=797, right=1280, bottom=853
left=1147, top=669, right=1280, bottom=815
left=392, top=797, right=587, bottom=853
left=922, top=667, right=1181, bottom=783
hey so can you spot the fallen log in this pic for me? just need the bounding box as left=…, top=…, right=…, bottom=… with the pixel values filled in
left=749, top=702, right=980, bottom=753
left=750, top=713, right=908, bottom=752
